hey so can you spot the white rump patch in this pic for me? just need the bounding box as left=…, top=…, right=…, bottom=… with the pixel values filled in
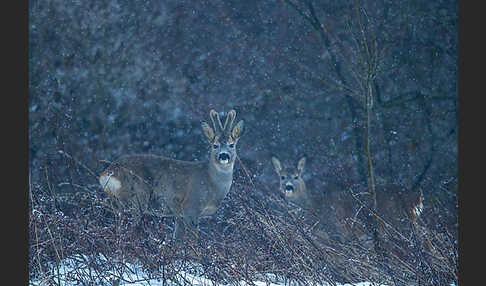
left=413, top=199, right=424, bottom=218
left=99, top=172, right=122, bottom=195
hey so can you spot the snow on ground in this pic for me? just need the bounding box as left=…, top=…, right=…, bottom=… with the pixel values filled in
left=30, top=255, right=455, bottom=286
left=29, top=254, right=379, bottom=286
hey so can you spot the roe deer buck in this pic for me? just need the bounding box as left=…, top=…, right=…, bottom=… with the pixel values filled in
left=271, top=156, right=424, bottom=242
left=99, top=109, right=244, bottom=240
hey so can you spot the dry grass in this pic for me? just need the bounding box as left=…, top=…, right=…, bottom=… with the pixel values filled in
left=29, top=160, right=457, bottom=286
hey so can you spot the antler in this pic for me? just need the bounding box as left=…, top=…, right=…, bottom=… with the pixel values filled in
left=209, top=109, right=224, bottom=135
left=210, top=109, right=237, bottom=136
left=222, top=110, right=236, bottom=136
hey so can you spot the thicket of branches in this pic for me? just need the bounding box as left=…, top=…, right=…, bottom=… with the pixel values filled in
left=29, top=155, right=457, bottom=285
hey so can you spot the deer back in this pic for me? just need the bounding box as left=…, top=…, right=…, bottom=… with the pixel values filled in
left=373, top=184, right=423, bottom=225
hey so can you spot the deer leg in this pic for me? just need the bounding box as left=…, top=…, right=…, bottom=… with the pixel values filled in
left=172, top=216, right=199, bottom=241
left=179, top=216, right=199, bottom=241
left=173, top=216, right=185, bottom=240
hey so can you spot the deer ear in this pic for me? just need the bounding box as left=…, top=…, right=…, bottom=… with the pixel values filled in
left=201, top=121, right=215, bottom=141
left=231, top=120, right=244, bottom=140
left=297, top=157, right=306, bottom=174
left=271, top=157, right=282, bottom=173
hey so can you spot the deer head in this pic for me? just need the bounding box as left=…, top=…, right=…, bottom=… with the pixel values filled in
left=202, top=109, right=244, bottom=171
left=271, top=156, right=307, bottom=205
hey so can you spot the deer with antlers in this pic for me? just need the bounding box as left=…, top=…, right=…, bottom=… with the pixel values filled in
left=99, top=109, right=244, bottom=240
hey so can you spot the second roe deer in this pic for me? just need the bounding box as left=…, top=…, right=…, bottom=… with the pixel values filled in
left=99, top=109, right=244, bottom=240
left=271, top=156, right=309, bottom=209
left=271, top=156, right=424, bottom=242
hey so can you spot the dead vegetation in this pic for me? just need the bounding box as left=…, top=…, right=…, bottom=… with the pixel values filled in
left=29, top=158, right=457, bottom=286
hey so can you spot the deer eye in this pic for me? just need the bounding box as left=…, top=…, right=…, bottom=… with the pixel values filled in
left=281, top=176, right=286, bottom=180
left=229, top=143, right=235, bottom=148
left=213, top=144, right=219, bottom=149
left=294, top=176, right=299, bottom=180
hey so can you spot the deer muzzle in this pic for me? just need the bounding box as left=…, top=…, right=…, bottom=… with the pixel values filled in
left=218, top=152, right=230, bottom=164
left=285, top=183, right=294, bottom=193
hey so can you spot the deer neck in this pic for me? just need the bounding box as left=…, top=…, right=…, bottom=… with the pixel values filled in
left=208, top=157, right=234, bottom=193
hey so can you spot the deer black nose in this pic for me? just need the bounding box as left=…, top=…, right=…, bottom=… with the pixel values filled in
left=218, top=153, right=230, bottom=161
left=285, top=184, right=294, bottom=191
